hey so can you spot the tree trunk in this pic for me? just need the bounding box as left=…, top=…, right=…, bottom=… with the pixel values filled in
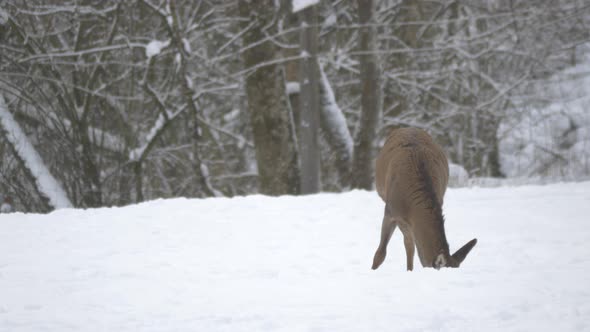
left=298, top=5, right=321, bottom=194
left=167, top=0, right=217, bottom=198
left=351, top=0, right=381, bottom=190
left=239, top=0, right=300, bottom=195
left=318, top=62, right=353, bottom=189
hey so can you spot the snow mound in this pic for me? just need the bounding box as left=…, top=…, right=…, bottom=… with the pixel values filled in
left=449, top=163, right=469, bottom=187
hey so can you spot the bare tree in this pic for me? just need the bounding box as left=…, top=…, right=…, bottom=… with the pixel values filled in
left=238, top=0, right=300, bottom=195
left=351, top=0, right=381, bottom=190
left=298, top=3, right=321, bottom=194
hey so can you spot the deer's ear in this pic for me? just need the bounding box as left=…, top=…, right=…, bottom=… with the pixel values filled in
left=451, top=238, right=477, bottom=266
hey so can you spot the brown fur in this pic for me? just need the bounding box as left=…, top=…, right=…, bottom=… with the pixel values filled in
left=372, top=127, right=477, bottom=271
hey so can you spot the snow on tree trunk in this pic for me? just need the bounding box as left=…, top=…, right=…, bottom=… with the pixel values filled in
left=0, top=94, right=72, bottom=210
left=318, top=62, right=353, bottom=188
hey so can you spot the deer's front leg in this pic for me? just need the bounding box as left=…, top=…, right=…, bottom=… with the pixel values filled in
left=400, top=225, right=415, bottom=271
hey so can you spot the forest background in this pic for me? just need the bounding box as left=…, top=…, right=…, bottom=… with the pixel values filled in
left=1, top=0, right=589, bottom=212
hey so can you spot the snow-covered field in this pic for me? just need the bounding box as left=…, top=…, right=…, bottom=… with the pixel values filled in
left=1, top=182, right=590, bottom=331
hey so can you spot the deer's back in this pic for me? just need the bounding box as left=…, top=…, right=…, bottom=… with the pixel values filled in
left=375, top=128, right=449, bottom=217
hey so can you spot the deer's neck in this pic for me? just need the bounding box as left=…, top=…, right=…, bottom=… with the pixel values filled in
left=411, top=203, right=450, bottom=267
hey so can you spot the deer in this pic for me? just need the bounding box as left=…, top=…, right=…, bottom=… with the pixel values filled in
left=371, top=127, right=477, bottom=271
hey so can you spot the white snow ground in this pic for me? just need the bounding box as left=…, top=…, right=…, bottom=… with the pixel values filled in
left=1, top=182, right=590, bottom=331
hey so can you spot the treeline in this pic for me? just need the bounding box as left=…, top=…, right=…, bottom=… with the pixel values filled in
left=0, top=0, right=588, bottom=211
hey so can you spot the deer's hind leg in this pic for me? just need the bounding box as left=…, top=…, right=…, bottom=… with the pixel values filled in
left=372, top=205, right=398, bottom=270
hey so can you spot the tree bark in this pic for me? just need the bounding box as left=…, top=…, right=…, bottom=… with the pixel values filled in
left=351, top=0, right=381, bottom=190
left=298, top=5, right=321, bottom=194
left=239, top=0, right=300, bottom=195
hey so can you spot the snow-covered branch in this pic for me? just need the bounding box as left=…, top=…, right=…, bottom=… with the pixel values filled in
left=0, top=94, right=72, bottom=209
left=18, top=43, right=145, bottom=63
left=16, top=5, right=118, bottom=17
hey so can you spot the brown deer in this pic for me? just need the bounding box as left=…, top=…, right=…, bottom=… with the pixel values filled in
left=371, top=127, right=477, bottom=271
